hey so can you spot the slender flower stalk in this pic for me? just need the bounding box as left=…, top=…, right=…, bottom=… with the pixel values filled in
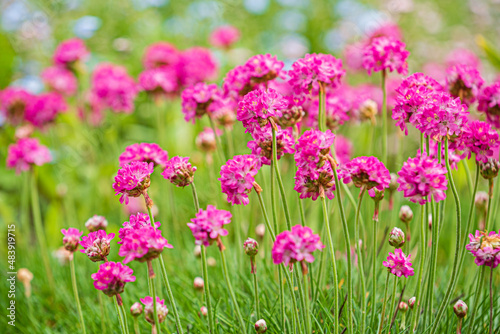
left=271, top=123, right=292, bottom=230
left=148, top=261, right=162, bottom=333
left=370, top=198, right=381, bottom=328
left=489, top=267, right=493, bottom=334
left=387, top=277, right=398, bottom=333
left=302, top=263, right=312, bottom=334
left=467, top=267, right=485, bottom=334
left=378, top=272, right=391, bottom=334
left=410, top=204, right=426, bottom=332
left=119, top=301, right=129, bottom=334
left=70, top=257, right=87, bottom=334
left=114, top=296, right=127, bottom=334
left=201, top=246, right=214, bottom=333
left=318, top=82, right=326, bottom=131
left=355, top=187, right=368, bottom=333
left=381, top=69, right=388, bottom=164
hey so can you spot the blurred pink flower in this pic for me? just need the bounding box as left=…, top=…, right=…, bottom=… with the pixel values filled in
left=362, top=37, right=409, bottom=75
left=25, top=92, right=67, bottom=128
left=0, top=87, right=33, bottom=126
left=53, top=38, right=89, bottom=68
left=209, top=25, right=240, bottom=49
left=41, top=66, right=78, bottom=96
left=141, top=296, right=168, bottom=324
left=7, top=138, right=52, bottom=174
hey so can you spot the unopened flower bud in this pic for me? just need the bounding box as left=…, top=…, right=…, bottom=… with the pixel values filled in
left=244, top=238, right=259, bottom=257
left=130, top=302, right=143, bottom=317
left=193, top=277, right=204, bottom=290
left=193, top=245, right=202, bottom=257
left=200, top=306, right=208, bottom=316
left=480, top=158, right=499, bottom=180
left=255, top=319, right=267, bottom=333
left=399, top=302, right=409, bottom=313
left=389, top=173, right=399, bottom=192
left=408, top=297, right=416, bottom=309
left=399, top=205, right=413, bottom=224
left=453, top=300, right=468, bottom=318
left=85, top=215, right=108, bottom=232
left=207, top=257, right=216, bottom=266
left=371, top=188, right=385, bottom=202
left=475, top=191, right=488, bottom=211
left=388, top=227, right=405, bottom=248
left=255, top=224, right=265, bottom=239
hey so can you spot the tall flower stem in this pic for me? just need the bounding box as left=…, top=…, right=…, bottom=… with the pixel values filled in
left=410, top=204, right=426, bottom=332
left=133, top=317, right=141, bottom=334
left=201, top=246, right=215, bottom=333
left=467, top=267, right=485, bottom=334
left=302, top=264, right=312, bottom=334
left=98, top=292, right=107, bottom=333
left=378, top=272, right=391, bottom=334
left=486, top=179, right=495, bottom=230
left=426, top=198, right=438, bottom=323
left=318, top=82, right=326, bottom=132
left=370, top=200, right=380, bottom=329
left=387, top=277, right=398, bottom=333
left=219, top=248, right=246, bottom=334
left=70, top=257, right=87, bottom=334
left=321, top=196, right=339, bottom=334
left=253, top=267, right=260, bottom=320
left=191, top=182, right=200, bottom=212
left=119, top=301, right=129, bottom=333
left=30, top=168, right=55, bottom=291
left=381, top=69, right=388, bottom=165
left=430, top=138, right=462, bottom=334
left=114, top=296, right=127, bottom=334
left=271, top=124, right=292, bottom=230
left=209, top=116, right=226, bottom=163
left=489, top=266, right=493, bottom=334
left=148, top=261, right=162, bottom=334
left=355, top=187, right=367, bottom=333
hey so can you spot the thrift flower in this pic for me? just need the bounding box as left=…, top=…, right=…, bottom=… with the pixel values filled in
left=219, top=155, right=262, bottom=205
left=85, top=215, right=108, bottom=232
left=362, top=37, right=409, bottom=75
left=53, top=38, right=89, bottom=68
left=445, top=64, right=484, bottom=106
left=388, top=227, right=405, bottom=248
left=187, top=205, right=232, bottom=246
left=466, top=230, right=500, bottom=268
left=209, top=25, right=240, bottom=49
left=272, top=225, right=325, bottom=268
left=334, top=135, right=353, bottom=165
left=478, top=81, right=500, bottom=129
left=0, top=87, right=33, bottom=126
left=247, top=125, right=295, bottom=165
left=25, top=93, right=67, bottom=128
left=119, top=143, right=169, bottom=168
left=245, top=54, right=284, bottom=84
left=41, top=66, right=78, bottom=96
left=255, top=319, right=268, bottom=333
left=141, top=296, right=168, bottom=324
left=178, top=47, right=218, bottom=86
left=113, top=161, right=154, bottom=204
left=382, top=248, right=414, bottom=277
left=162, top=156, right=197, bottom=187
left=237, top=88, right=287, bottom=132
left=453, top=300, right=468, bottom=318
left=338, top=156, right=391, bottom=197
left=181, top=83, right=220, bottom=123
left=138, top=67, right=178, bottom=99
left=463, top=120, right=499, bottom=163
left=91, top=261, right=136, bottom=296
left=142, top=42, right=180, bottom=69
left=130, top=302, right=143, bottom=317
left=80, top=230, right=115, bottom=262
left=7, top=138, right=52, bottom=174
left=119, top=226, right=172, bottom=264
left=61, top=228, right=83, bottom=252
left=119, top=213, right=159, bottom=240
left=196, top=127, right=222, bottom=153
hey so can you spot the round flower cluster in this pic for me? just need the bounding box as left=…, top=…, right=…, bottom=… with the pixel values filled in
left=53, top=38, right=89, bottom=68
left=276, top=96, right=304, bottom=128
left=247, top=126, right=295, bottom=165
left=0, top=87, right=34, bottom=126
left=7, top=138, right=52, bottom=174
left=362, top=36, right=409, bottom=75
left=138, top=67, right=178, bottom=99
left=445, top=64, right=484, bottom=106
left=178, top=47, right=218, bottom=86
left=25, top=93, right=67, bottom=128
left=119, top=143, right=169, bottom=168
left=294, top=163, right=336, bottom=201
left=181, top=83, right=220, bottom=123
left=187, top=205, right=232, bottom=246
left=382, top=248, right=414, bottom=277
left=61, top=228, right=83, bottom=252
left=118, top=213, right=159, bottom=240
left=338, top=156, right=391, bottom=197
left=162, top=156, right=197, bottom=187
left=91, top=261, right=136, bottom=296
left=112, top=161, right=154, bottom=204
left=80, top=230, right=115, bottom=262
left=466, top=230, right=500, bottom=268
left=272, top=225, right=325, bottom=267
left=237, top=88, right=287, bottom=133
left=141, top=296, right=169, bottom=324
left=478, top=81, right=500, bottom=129
left=397, top=155, right=448, bottom=205
left=118, top=225, right=172, bottom=264
left=143, top=42, right=180, bottom=69
left=196, top=127, right=221, bottom=153
left=209, top=25, right=240, bottom=49
left=85, top=215, right=108, bottom=232
left=219, top=155, right=262, bottom=205
left=41, top=66, right=78, bottom=96
left=463, top=120, right=499, bottom=163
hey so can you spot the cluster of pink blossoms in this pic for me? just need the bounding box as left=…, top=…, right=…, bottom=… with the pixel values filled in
left=187, top=205, right=232, bottom=246
left=91, top=261, right=136, bottom=296
left=209, top=25, right=240, bottom=49
left=80, top=230, right=115, bottom=262
left=306, top=89, right=350, bottom=130
left=181, top=83, right=220, bottom=123
left=119, top=143, right=168, bottom=168
left=41, top=66, right=78, bottom=96
left=141, top=296, right=169, bottom=324
left=118, top=213, right=159, bottom=240
left=0, top=87, right=34, bottom=126
left=85, top=215, right=108, bottom=232
left=25, top=92, right=67, bottom=128
left=362, top=36, right=409, bottom=75
left=112, top=161, right=154, bottom=204
left=247, top=126, right=295, bottom=165
left=478, top=81, right=500, bottom=129
left=53, top=38, right=89, bottom=68
left=237, top=88, right=287, bottom=133
left=463, top=120, right=499, bottom=163
left=445, top=64, right=484, bottom=106
left=119, top=225, right=172, bottom=264
left=7, top=138, right=52, bottom=174
left=272, top=225, right=325, bottom=268
left=196, top=127, right=221, bottom=153
left=162, top=156, right=197, bottom=187
left=219, top=155, right=262, bottom=205
left=61, top=228, right=83, bottom=252
left=138, top=67, right=178, bottom=100
left=397, top=155, right=448, bottom=205
left=383, top=248, right=414, bottom=277
left=339, top=156, right=391, bottom=197
left=466, top=231, right=500, bottom=268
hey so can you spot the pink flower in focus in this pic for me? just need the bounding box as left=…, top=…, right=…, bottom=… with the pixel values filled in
left=245, top=54, right=284, bottom=84
left=112, top=161, right=154, bottom=204
left=181, top=83, right=220, bottom=123
left=118, top=226, right=172, bottom=264
left=247, top=125, right=295, bottom=165
left=219, top=155, right=262, bottom=205
left=25, top=93, right=67, bottom=128
left=338, top=156, right=391, bottom=197
left=118, top=213, right=159, bottom=240
left=445, top=64, right=484, bottom=106
left=463, top=120, right=499, bottom=163
left=41, top=67, right=78, bottom=96
left=294, top=164, right=336, bottom=201
left=142, top=42, right=181, bottom=69
left=61, top=228, right=83, bottom=252
left=478, top=81, right=500, bottom=129
left=119, top=143, right=169, bottom=168
left=196, top=127, right=222, bottom=153
left=383, top=248, right=414, bottom=277
left=187, top=205, right=232, bottom=246
left=362, top=37, right=409, bottom=75
left=294, top=129, right=335, bottom=178
left=466, top=230, right=500, bottom=268
left=209, top=25, right=240, bottom=49
left=7, top=138, right=52, bottom=174
left=91, top=261, right=136, bottom=296
left=237, top=88, right=287, bottom=132
left=178, top=47, right=218, bottom=86
left=0, top=87, right=33, bottom=126
left=53, top=38, right=89, bottom=68
left=272, top=225, right=325, bottom=267
left=80, top=230, right=115, bottom=262
left=335, top=135, right=352, bottom=165
left=141, top=296, right=169, bottom=324
left=162, top=156, right=197, bottom=187
left=138, top=67, right=178, bottom=99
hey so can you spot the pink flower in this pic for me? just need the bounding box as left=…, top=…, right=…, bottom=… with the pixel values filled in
left=362, top=37, right=409, bottom=75
left=397, top=155, right=447, bottom=205
left=91, top=261, right=136, bottom=296
left=245, top=54, right=284, bottom=84
left=463, top=120, right=499, bottom=163
left=41, top=66, right=78, bottom=96
left=85, top=215, right=108, bottom=232
left=335, top=135, right=352, bottom=165
left=288, top=53, right=345, bottom=96
left=119, top=225, right=172, bottom=263
left=294, top=164, right=336, bottom=201
left=222, top=65, right=253, bottom=99
left=80, top=230, right=115, bottom=262
left=343, top=42, right=365, bottom=71
left=247, top=125, right=295, bottom=165
left=466, top=230, right=500, bottom=268
left=294, top=129, right=335, bottom=178
left=187, top=205, right=232, bottom=246
left=181, top=83, right=220, bottom=123
left=53, top=38, right=89, bottom=68
left=366, top=22, right=403, bottom=43
left=237, top=88, right=287, bottom=133
left=25, top=92, right=67, bottom=128
left=141, top=296, right=169, bottom=324
left=61, top=228, right=83, bottom=252
left=446, top=48, right=480, bottom=69
left=383, top=248, right=414, bottom=277
left=142, top=42, right=181, bottom=70
left=306, top=88, right=350, bottom=130
left=219, top=155, right=262, bottom=205
left=272, top=225, right=325, bottom=267
left=478, top=81, right=500, bottom=129
left=90, top=63, right=138, bottom=114
left=339, top=156, right=391, bottom=197
left=178, top=47, right=218, bottom=86
left=276, top=95, right=305, bottom=128
left=119, top=143, right=168, bottom=168
left=119, top=213, right=159, bottom=240
left=7, top=138, right=52, bottom=174
left=162, top=156, right=197, bottom=187
left=0, top=87, right=33, bottom=126
left=210, top=96, right=237, bottom=128
left=196, top=127, right=222, bottom=153
left=209, top=25, right=240, bottom=49
left=138, top=67, right=178, bottom=99
left=112, top=161, right=154, bottom=204
left=445, top=64, right=484, bottom=106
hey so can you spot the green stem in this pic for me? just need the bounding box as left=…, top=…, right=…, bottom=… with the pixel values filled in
left=149, top=262, right=162, bottom=334
left=370, top=203, right=379, bottom=329
left=303, top=268, right=312, bottom=334
left=489, top=266, right=493, bottom=334
left=201, top=246, right=215, bottom=333
left=70, top=258, right=87, bottom=334
left=467, top=267, right=485, bottom=334
left=388, top=276, right=398, bottom=333
left=98, top=292, right=107, bottom=333
left=378, top=272, right=391, bottom=334
left=272, top=125, right=292, bottom=230
left=254, top=189, right=276, bottom=241
left=209, top=116, right=226, bottom=162
left=133, top=317, right=141, bottom=334
left=410, top=205, right=426, bottom=332
left=381, top=69, right=388, bottom=165
left=486, top=179, right=495, bottom=231
left=219, top=249, right=246, bottom=334
left=114, top=296, right=126, bottom=334
left=319, top=83, right=326, bottom=132
left=426, top=199, right=438, bottom=323
left=253, top=269, right=260, bottom=320
left=224, top=127, right=234, bottom=157
left=355, top=188, right=367, bottom=333
left=191, top=182, right=200, bottom=212
left=120, top=301, right=129, bottom=334
left=282, top=266, right=301, bottom=333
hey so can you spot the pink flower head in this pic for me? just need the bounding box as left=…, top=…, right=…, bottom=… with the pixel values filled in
left=338, top=156, right=391, bottom=197
left=335, top=135, right=353, bottom=165
left=119, top=213, right=159, bottom=240
left=294, top=163, right=336, bottom=201
left=463, top=120, right=499, bottom=163
left=53, top=38, right=89, bottom=68
left=247, top=125, right=295, bottom=165
left=210, top=96, right=237, bottom=128
left=366, top=22, right=403, bottom=43
left=445, top=64, right=484, bottom=106
left=466, top=230, right=500, bottom=268
left=209, top=25, right=240, bottom=49
left=294, top=129, right=335, bottom=177
left=140, top=296, right=168, bottom=324
left=85, top=215, right=108, bottom=232
left=91, top=63, right=138, bottom=114
left=245, top=54, right=284, bottom=84
left=25, top=92, right=67, bottom=128
left=478, top=81, right=500, bottom=129
left=142, top=42, right=180, bottom=70
left=7, top=138, right=52, bottom=174
left=0, top=87, right=34, bottom=126
left=112, top=161, right=154, bottom=204
left=118, top=225, right=172, bottom=264
left=91, top=261, right=136, bottom=296
left=383, top=248, right=414, bottom=277
left=187, top=205, right=232, bottom=246
left=307, top=88, right=350, bottom=130
left=138, top=67, right=178, bottom=99
left=119, top=143, right=168, bottom=168
left=222, top=65, right=254, bottom=99
left=196, top=127, right=222, bottom=153
left=276, top=95, right=305, bottom=128
left=237, top=88, right=287, bottom=132
left=446, top=48, right=480, bottom=69
left=61, top=228, right=83, bottom=252
left=362, top=37, right=409, bottom=75
left=41, top=66, right=78, bottom=96
left=397, top=155, right=448, bottom=205
left=162, top=156, right=197, bottom=187
left=288, top=53, right=345, bottom=96
left=219, top=155, right=262, bottom=205
left=272, top=225, right=325, bottom=267
left=80, top=230, right=115, bottom=262
left=178, top=47, right=218, bottom=86
left=181, top=83, right=220, bottom=123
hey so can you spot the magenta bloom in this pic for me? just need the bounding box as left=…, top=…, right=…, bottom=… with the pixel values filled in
left=0, top=87, right=33, bottom=126
left=142, top=42, right=181, bottom=70
left=245, top=54, right=284, bottom=84
left=80, top=230, right=115, bottom=262
left=288, top=53, right=345, bottom=96
left=178, top=47, right=218, bottom=86
left=219, top=155, right=262, bottom=205
left=223, top=65, right=253, bottom=99
left=463, top=120, right=499, bottom=163
left=181, top=83, right=220, bottom=123
left=272, top=225, right=325, bottom=267
left=61, top=228, right=83, bottom=252
left=307, top=89, right=350, bottom=130
left=119, top=143, right=168, bottom=168
left=383, top=248, right=414, bottom=277
left=478, top=81, right=500, bottom=129
left=162, top=156, right=197, bottom=187
left=294, top=129, right=335, bottom=177
left=138, top=67, right=178, bottom=99
left=25, top=92, right=67, bottom=128
left=466, top=230, right=500, bottom=268
left=237, top=88, right=287, bottom=132
left=210, top=96, right=237, bottom=128
left=362, top=37, right=409, bottom=75
left=187, top=205, right=232, bottom=246
left=119, top=226, right=172, bottom=264
left=397, top=155, right=447, bottom=205
left=446, top=48, right=480, bottom=68
left=119, top=213, right=159, bottom=240
left=209, top=25, right=240, bottom=48
left=7, top=138, right=52, bottom=174
left=141, top=296, right=169, bottom=324
left=366, top=22, right=403, bottom=42
left=53, top=38, right=89, bottom=68
left=335, top=135, right=353, bottom=165
left=85, top=215, right=108, bottom=232
left=294, top=164, right=336, bottom=201
left=41, top=66, right=78, bottom=96
left=276, top=95, right=305, bottom=128
left=338, top=156, right=391, bottom=197
left=112, top=161, right=154, bottom=204
left=196, top=127, right=222, bottom=153
left=445, top=64, right=484, bottom=106
left=91, top=63, right=138, bottom=114
left=91, top=261, right=136, bottom=296
left=247, top=126, right=295, bottom=165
